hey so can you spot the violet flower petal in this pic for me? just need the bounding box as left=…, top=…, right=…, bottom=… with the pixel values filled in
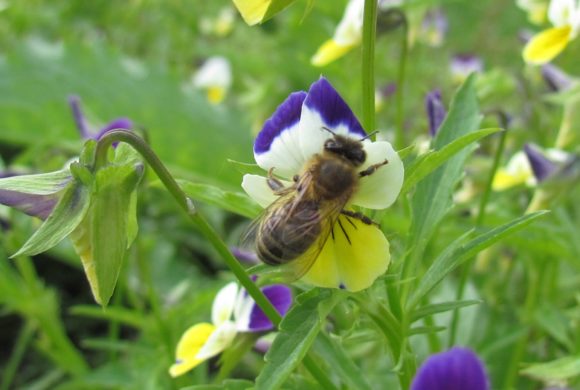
left=68, top=95, right=90, bottom=139
left=425, top=89, right=446, bottom=136
left=524, top=144, right=557, bottom=182
left=248, top=284, right=292, bottom=332
left=411, top=347, right=490, bottom=390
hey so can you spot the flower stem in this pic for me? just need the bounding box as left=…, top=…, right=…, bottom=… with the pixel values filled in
left=395, top=15, right=409, bottom=150
left=362, top=0, right=377, bottom=133
left=94, top=130, right=336, bottom=388
left=94, top=130, right=282, bottom=327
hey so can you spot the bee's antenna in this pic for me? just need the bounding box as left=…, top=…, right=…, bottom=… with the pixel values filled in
left=360, top=130, right=379, bottom=141
left=321, top=126, right=336, bottom=136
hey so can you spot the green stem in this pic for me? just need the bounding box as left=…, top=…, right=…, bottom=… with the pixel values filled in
left=448, top=119, right=508, bottom=347
left=395, top=15, right=409, bottom=150
left=94, top=130, right=335, bottom=387
left=362, top=0, right=377, bottom=133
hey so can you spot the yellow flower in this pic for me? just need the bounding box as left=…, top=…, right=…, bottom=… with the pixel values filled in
left=523, top=0, right=580, bottom=64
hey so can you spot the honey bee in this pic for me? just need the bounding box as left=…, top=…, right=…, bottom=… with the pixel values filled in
left=248, top=128, right=389, bottom=279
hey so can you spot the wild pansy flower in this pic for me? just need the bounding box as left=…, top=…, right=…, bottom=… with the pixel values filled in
left=199, top=7, right=235, bottom=37
left=169, top=282, right=292, bottom=377
left=518, top=0, right=550, bottom=25
left=411, top=347, right=490, bottom=390
left=193, top=56, right=232, bottom=105
left=241, top=77, right=404, bottom=291
left=0, top=98, right=142, bottom=306
left=419, top=9, right=448, bottom=47
left=492, top=144, right=567, bottom=191
left=450, top=54, right=483, bottom=84
left=425, top=89, right=446, bottom=137
left=523, top=0, right=580, bottom=64
left=311, top=0, right=364, bottom=67
left=69, top=95, right=133, bottom=142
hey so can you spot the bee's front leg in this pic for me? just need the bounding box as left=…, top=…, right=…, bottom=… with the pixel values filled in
left=359, top=159, right=389, bottom=178
left=267, top=168, right=287, bottom=194
left=340, top=210, right=379, bottom=227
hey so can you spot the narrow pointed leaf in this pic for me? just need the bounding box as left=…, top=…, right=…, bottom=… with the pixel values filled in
left=12, top=182, right=90, bottom=257
left=181, top=379, right=255, bottom=390
left=408, top=211, right=548, bottom=309
left=520, top=355, right=580, bottom=382
left=411, top=300, right=482, bottom=322
left=255, top=289, right=340, bottom=390
left=178, top=180, right=261, bottom=219
left=402, top=128, right=502, bottom=194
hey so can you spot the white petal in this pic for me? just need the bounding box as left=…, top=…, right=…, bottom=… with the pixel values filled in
left=352, top=141, right=404, bottom=209
left=548, top=0, right=576, bottom=26
left=334, top=0, right=365, bottom=46
left=255, top=122, right=306, bottom=178
left=211, top=282, right=238, bottom=326
left=195, top=321, right=237, bottom=360
left=193, top=56, right=232, bottom=89
left=241, top=174, right=291, bottom=208
left=233, top=290, right=254, bottom=331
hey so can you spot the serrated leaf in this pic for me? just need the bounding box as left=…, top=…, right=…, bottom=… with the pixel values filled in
left=411, top=300, right=482, bottom=323
left=520, top=355, right=580, bottom=382
left=12, top=181, right=90, bottom=257
left=181, top=379, right=254, bottom=390
left=178, top=180, right=261, bottom=219
left=408, top=211, right=548, bottom=309
left=255, top=289, right=340, bottom=390
left=312, top=333, right=373, bottom=390
left=402, top=128, right=502, bottom=194
left=409, top=74, right=482, bottom=250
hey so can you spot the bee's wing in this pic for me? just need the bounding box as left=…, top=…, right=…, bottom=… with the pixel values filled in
left=278, top=198, right=346, bottom=282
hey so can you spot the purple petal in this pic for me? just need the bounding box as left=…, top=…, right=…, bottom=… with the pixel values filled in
left=425, top=89, right=446, bottom=136
left=0, top=190, right=60, bottom=220
left=411, top=347, right=490, bottom=390
left=230, top=246, right=259, bottom=264
left=95, top=118, right=134, bottom=140
left=542, top=64, right=574, bottom=92
left=248, top=285, right=292, bottom=332
left=524, top=144, right=557, bottom=182
left=303, top=77, right=366, bottom=137
left=68, top=95, right=90, bottom=139
left=254, top=91, right=307, bottom=154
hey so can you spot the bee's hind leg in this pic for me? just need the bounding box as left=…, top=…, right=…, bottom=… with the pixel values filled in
left=359, top=159, right=389, bottom=178
left=340, top=210, right=379, bottom=227
left=267, top=168, right=287, bottom=194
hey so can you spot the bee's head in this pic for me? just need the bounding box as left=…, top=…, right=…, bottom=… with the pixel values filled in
left=323, top=134, right=366, bottom=166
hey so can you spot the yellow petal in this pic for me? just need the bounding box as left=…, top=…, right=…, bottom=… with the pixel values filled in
left=491, top=168, right=531, bottom=191
left=232, top=0, right=270, bottom=26
left=169, top=323, right=216, bottom=377
left=207, top=86, right=226, bottom=104
left=302, top=216, right=390, bottom=291
left=523, top=26, right=572, bottom=64
left=311, top=39, right=357, bottom=67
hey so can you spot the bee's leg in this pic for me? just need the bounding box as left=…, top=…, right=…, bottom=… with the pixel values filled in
left=340, top=210, right=379, bottom=227
left=359, top=159, right=389, bottom=178
left=267, top=168, right=286, bottom=193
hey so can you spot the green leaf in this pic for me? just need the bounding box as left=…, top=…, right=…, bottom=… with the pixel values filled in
left=408, top=211, right=548, bottom=309
left=411, top=300, right=482, bottom=323
left=520, top=355, right=580, bottom=383
left=534, top=305, right=573, bottom=350
left=263, top=0, right=297, bottom=23
left=402, top=128, right=502, bottom=194
left=69, top=305, right=146, bottom=329
left=255, top=289, right=340, bottom=390
left=408, top=75, right=482, bottom=250
left=227, top=159, right=265, bottom=177
left=181, top=379, right=254, bottom=390
left=312, top=333, right=373, bottom=390
left=70, top=163, right=143, bottom=306
left=12, top=181, right=90, bottom=257
left=178, top=180, right=261, bottom=219
left=409, top=326, right=446, bottom=336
